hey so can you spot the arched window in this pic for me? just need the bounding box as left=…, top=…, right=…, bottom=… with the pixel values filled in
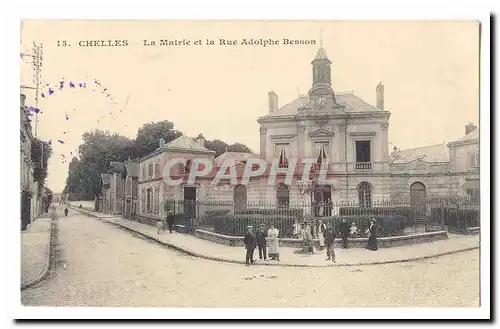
left=358, top=182, right=372, bottom=208
left=276, top=184, right=290, bottom=208
left=233, top=184, right=247, bottom=213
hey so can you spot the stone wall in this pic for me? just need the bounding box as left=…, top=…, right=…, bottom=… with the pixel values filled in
left=194, top=229, right=448, bottom=248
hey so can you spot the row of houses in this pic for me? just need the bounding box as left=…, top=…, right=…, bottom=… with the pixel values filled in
left=20, top=90, right=42, bottom=230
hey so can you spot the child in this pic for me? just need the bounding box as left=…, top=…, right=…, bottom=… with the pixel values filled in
left=350, top=222, right=358, bottom=238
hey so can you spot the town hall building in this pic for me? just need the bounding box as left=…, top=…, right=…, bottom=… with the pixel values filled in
left=100, top=47, right=480, bottom=221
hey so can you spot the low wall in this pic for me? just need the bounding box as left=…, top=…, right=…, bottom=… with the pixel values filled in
left=467, top=227, right=480, bottom=235
left=194, top=229, right=448, bottom=249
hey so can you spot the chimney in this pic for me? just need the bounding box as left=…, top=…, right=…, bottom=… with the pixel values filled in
left=376, top=82, right=384, bottom=110
left=194, top=133, right=206, bottom=147
left=268, top=90, right=278, bottom=113
left=465, top=122, right=477, bottom=135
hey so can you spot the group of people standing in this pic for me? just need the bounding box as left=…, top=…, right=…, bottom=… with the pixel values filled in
left=243, top=223, right=280, bottom=266
left=244, top=217, right=379, bottom=265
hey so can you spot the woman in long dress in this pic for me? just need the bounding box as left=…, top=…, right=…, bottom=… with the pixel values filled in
left=267, top=224, right=280, bottom=261
left=366, top=219, right=378, bottom=251
left=317, top=219, right=326, bottom=251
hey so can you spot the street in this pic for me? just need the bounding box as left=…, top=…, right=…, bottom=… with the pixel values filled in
left=21, top=209, right=480, bottom=307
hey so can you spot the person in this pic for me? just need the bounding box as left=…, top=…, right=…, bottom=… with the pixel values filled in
left=64, top=207, right=68, bottom=216
left=319, top=201, right=325, bottom=217
left=303, top=221, right=314, bottom=254
left=326, top=198, right=333, bottom=217
left=323, top=223, right=336, bottom=263
left=243, top=226, right=257, bottom=266
left=156, top=218, right=164, bottom=235
left=350, top=222, right=358, bottom=238
left=340, top=218, right=350, bottom=249
left=166, top=211, right=175, bottom=233
left=255, top=224, right=268, bottom=261
left=317, top=219, right=327, bottom=251
left=267, top=224, right=280, bottom=261
left=366, top=218, right=378, bottom=251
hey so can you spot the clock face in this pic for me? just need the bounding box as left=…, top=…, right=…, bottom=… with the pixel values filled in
left=316, top=96, right=326, bottom=108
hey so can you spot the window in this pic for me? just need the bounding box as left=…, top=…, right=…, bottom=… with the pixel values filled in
left=141, top=188, right=146, bottom=212
left=358, top=182, right=372, bottom=208
left=276, top=183, right=290, bottom=208
left=466, top=189, right=480, bottom=202
left=148, top=163, right=154, bottom=179
left=313, top=141, right=329, bottom=170
left=142, top=164, right=147, bottom=181
left=275, top=143, right=290, bottom=168
left=355, top=141, right=372, bottom=171
left=154, top=161, right=161, bottom=178
left=185, top=160, right=192, bottom=174
left=154, top=187, right=160, bottom=214
left=355, top=141, right=371, bottom=162
left=468, top=152, right=480, bottom=167
left=126, top=178, right=132, bottom=195
left=146, top=188, right=152, bottom=213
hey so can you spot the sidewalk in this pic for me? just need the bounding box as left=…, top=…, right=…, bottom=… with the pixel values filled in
left=21, top=214, right=53, bottom=289
left=75, top=208, right=480, bottom=267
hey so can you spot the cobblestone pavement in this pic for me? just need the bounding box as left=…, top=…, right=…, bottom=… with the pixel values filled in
left=21, top=215, right=52, bottom=287
left=104, top=216, right=479, bottom=267
left=21, top=208, right=480, bottom=307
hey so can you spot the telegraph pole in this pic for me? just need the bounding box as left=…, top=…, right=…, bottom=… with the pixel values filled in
left=31, top=42, right=43, bottom=138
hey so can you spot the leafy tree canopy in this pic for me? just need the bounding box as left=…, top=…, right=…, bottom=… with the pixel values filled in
left=64, top=121, right=253, bottom=200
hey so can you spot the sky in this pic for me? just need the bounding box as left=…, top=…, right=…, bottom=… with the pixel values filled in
left=19, top=20, right=480, bottom=193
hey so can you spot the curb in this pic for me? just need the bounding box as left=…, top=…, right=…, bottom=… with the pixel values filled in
left=106, top=219, right=480, bottom=268
left=21, top=211, right=57, bottom=291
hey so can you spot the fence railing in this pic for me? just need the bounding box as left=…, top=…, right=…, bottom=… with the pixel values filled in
left=160, top=198, right=480, bottom=238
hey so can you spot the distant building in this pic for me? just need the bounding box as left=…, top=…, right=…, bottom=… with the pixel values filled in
left=20, top=92, right=36, bottom=230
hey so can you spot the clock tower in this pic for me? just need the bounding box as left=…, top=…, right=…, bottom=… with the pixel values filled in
left=308, top=47, right=338, bottom=110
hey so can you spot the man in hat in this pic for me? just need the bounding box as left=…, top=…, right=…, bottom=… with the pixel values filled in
left=340, top=218, right=350, bottom=249
left=166, top=210, right=175, bottom=233
left=255, top=223, right=268, bottom=261
left=243, top=226, right=257, bottom=266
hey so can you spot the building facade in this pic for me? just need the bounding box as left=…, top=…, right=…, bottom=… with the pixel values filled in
left=20, top=92, right=37, bottom=230
left=101, top=47, right=480, bottom=219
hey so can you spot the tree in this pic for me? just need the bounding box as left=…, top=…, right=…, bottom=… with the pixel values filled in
left=31, top=138, right=53, bottom=195
left=204, top=139, right=253, bottom=158
left=64, top=121, right=253, bottom=201
left=135, top=121, right=182, bottom=158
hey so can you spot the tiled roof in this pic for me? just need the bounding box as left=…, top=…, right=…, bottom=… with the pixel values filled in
left=108, top=162, right=125, bottom=173
left=262, top=92, right=382, bottom=118
left=125, top=161, right=139, bottom=177
left=214, top=151, right=260, bottom=167
left=390, top=143, right=450, bottom=164
left=164, top=135, right=214, bottom=153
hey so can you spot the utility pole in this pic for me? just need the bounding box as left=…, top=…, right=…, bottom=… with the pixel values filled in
left=31, top=42, right=43, bottom=138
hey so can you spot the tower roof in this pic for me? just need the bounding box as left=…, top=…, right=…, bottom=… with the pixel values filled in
left=314, top=47, right=329, bottom=61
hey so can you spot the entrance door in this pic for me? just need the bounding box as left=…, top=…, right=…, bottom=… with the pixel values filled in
left=410, top=182, right=427, bottom=219
left=233, top=184, right=247, bottom=213
left=183, top=186, right=197, bottom=218
left=313, top=184, right=332, bottom=216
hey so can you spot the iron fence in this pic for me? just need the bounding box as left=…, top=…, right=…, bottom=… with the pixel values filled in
left=161, top=198, right=480, bottom=238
